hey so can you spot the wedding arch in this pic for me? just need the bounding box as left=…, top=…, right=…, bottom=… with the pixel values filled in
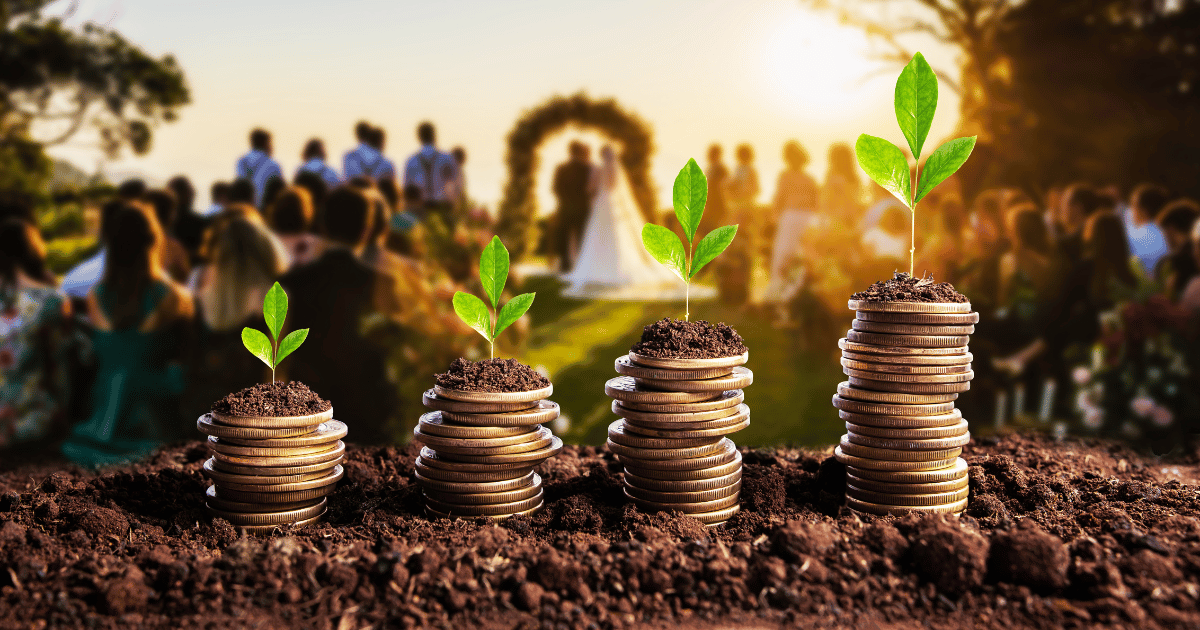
left=496, top=93, right=657, bottom=258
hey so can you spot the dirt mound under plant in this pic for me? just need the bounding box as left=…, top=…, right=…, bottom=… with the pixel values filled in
left=211, top=381, right=332, bottom=417
left=435, top=357, right=551, bottom=393
left=630, top=318, right=748, bottom=359
left=851, top=271, right=970, bottom=303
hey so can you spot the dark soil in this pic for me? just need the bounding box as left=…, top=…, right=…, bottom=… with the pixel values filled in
left=1, top=434, right=1198, bottom=629
left=631, top=318, right=748, bottom=359
left=210, top=381, right=332, bottom=417
left=851, top=272, right=970, bottom=303
left=435, top=357, right=551, bottom=393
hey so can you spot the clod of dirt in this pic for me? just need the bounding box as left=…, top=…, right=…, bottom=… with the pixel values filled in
left=851, top=271, right=969, bottom=303
left=630, top=318, right=748, bottom=359
left=988, top=519, right=1069, bottom=591
left=434, top=357, right=550, bottom=393
left=903, top=514, right=989, bottom=596
left=211, top=381, right=331, bottom=417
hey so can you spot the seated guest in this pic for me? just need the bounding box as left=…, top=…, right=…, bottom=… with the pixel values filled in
left=1156, top=199, right=1200, bottom=301
left=167, top=175, right=209, bottom=264
left=1125, top=183, right=1171, bottom=277
left=229, top=178, right=256, bottom=206
left=62, top=202, right=194, bottom=466
left=297, top=138, right=341, bottom=189
left=62, top=199, right=124, bottom=300
left=204, top=181, right=231, bottom=217
left=144, top=188, right=193, bottom=283
left=1179, top=219, right=1200, bottom=314
left=266, top=186, right=320, bottom=268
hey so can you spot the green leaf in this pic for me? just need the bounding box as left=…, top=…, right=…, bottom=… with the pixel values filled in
left=241, top=328, right=274, bottom=368
left=452, top=291, right=492, bottom=341
left=672, top=158, right=707, bottom=243
left=641, top=223, right=687, bottom=280
left=275, top=328, right=308, bottom=366
left=690, top=225, right=738, bottom=278
left=262, top=282, right=287, bottom=342
left=915, top=136, right=977, bottom=204
left=479, top=235, right=509, bottom=310
left=855, top=134, right=912, bottom=207
left=495, top=292, right=535, bottom=339
left=894, top=52, right=938, bottom=160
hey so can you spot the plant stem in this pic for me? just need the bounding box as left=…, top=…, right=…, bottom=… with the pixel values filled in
left=910, top=162, right=921, bottom=277
left=685, top=241, right=693, bottom=321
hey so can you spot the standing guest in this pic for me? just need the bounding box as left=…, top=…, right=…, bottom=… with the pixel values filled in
left=701, top=144, right=730, bottom=239
left=551, top=142, right=593, bottom=272
left=62, top=202, right=194, bottom=466
left=297, top=139, right=341, bottom=189
left=403, top=121, right=458, bottom=215
left=204, top=181, right=231, bottom=218
left=766, top=140, right=819, bottom=311
left=1125, top=184, right=1171, bottom=277
left=1055, top=183, right=1102, bottom=263
left=727, top=143, right=760, bottom=226
left=1155, top=198, right=1200, bottom=301
left=235, top=128, right=283, bottom=208
left=266, top=187, right=319, bottom=268
left=820, top=143, right=863, bottom=229
left=0, top=219, right=72, bottom=447
left=144, top=189, right=193, bottom=283
left=343, top=122, right=395, bottom=181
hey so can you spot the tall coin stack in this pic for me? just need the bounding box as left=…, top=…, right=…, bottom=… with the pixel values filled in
left=832, top=298, right=976, bottom=516
left=198, top=408, right=346, bottom=532
left=605, top=352, right=753, bottom=527
left=415, top=384, right=563, bottom=520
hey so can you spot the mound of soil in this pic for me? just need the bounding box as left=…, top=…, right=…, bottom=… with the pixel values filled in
left=435, top=357, right=551, bottom=393
left=631, top=318, right=748, bottom=359
left=851, top=272, right=970, bottom=303
left=210, top=381, right=331, bottom=417
left=1, top=434, right=1197, bottom=629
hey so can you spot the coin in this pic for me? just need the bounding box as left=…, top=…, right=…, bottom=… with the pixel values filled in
left=415, top=470, right=536, bottom=494
left=608, top=421, right=724, bottom=449
left=626, top=351, right=748, bottom=370
left=433, top=384, right=553, bottom=404
left=232, top=512, right=324, bottom=534
left=845, top=495, right=968, bottom=516
left=615, top=440, right=738, bottom=471
left=210, top=441, right=345, bottom=468
left=421, top=432, right=554, bottom=456
left=837, top=382, right=958, bottom=404
left=848, top=376, right=972, bottom=394
left=838, top=437, right=962, bottom=461
left=624, top=479, right=742, bottom=504
left=623, top=468, right=742, bottom=492
left=622, top=451, right=742, bottom=480
left=845, top=471, right=969, bottom=494
left=833, top=446, right=958, bottom=471
left=422, top=389, right=538, bottom=414
left=839, top=339, right=969, bottom=357
left=846, top=458, right=968, bottom=483
left=852, top=320, right=976, bottom=336
left=423, top=479, right=543, bottom=506
left=211, top=408, right=333, bottom=429
left=415, top=458, right=532, bottom=483
left=625, top=489, right=740, bottom=513
left=211, top=484, right=335, bottom=505
left=840, top=358, right=971, bottom=375
left=832, top=395, right=958, bottom=417
left=417, top=447, right=546, bottom=472
left=838, top=409, right=964, bottom=429
left=846, top=330, right=971, bottom=349
left=855, top=310, right=979, bottom=325
left=418, top=411, right=539, bottom=439
left=212, top=457, right=342, bottom=477
left=846, top=484, right=971, bottom=506
left=843, top=368, right=974, bottom=384
left=440, top=400, right=560, bottom=427
left=615, top=355, right=734, bottom=380
left=211, top=465, right=344, bottom=494
left=613, top=400, right=743, bottom=425
left=622, top=411, right=750, bottom=439
left=214, top=421, right=348, bottom=448
left=424, top=437, right=564, bottom=465
left=202, top=458, right=333, bottom=485
left=690, top=503, right=741, bottom=525
left=425, top=501, right=543, bottom=521
left=634, top=367, right=754, bottom=393
left=605, top=377, right=722, bottom=404
left=413, top=425, right=548, bottom=449
left=847, top=300, right=972, bottom=314
left=606, top=437, right=732, bottom=461
left=845, top=419, right=969, bottom=439
left=196, top=414, right=318, bottom=440
left=842, top=350, right=973, bottom=366
left=207, top=499, right=327, bottom=525
left=424, top=491, right=543, bottom=516
left=845, top=431, right=971, bottom=450
left=207, top=436, right=335, bottom=458
left=204, top=486, right=321, bottom=513
left=617, top=390, right=744, bottom=413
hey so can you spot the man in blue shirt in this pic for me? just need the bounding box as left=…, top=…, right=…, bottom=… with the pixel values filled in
left=234, top=128, right=283, bottom=208
left=297, top=138, right=341, bottom=189
left=403, top=121, right=458, bottom=214
left=1125, top=183, right=1171, bottom=278
left=343, top=121, right=395, bottom=180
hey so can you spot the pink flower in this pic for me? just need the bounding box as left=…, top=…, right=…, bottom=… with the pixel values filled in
left=1072, top=367, right=1092, bottom=385
left=1083, top=408, right=1104, bottom=429
left=1130, top=396, right=1155, bottom=418
left=1151, top=405, right=1174, bottom=428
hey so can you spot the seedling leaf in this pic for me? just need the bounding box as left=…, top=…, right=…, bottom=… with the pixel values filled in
left=855, top=134, right=912, bottom=207
left=262, top=282, right=287, bottom=342
left=672, top=158, right=707, bottom=243
left=495, top=292, right=535, bottom=339
left=479, top=236, right=509, bottom=310
left=452, top=291, right=492, bottom=341
left=915, top=136, right=977, bottom=204
left=690, top=225, right=738, bottom=278
left=275, top=328, right=309, bottom=366
left=894, top=52, right=938, bottom=159
left=242, top=328, right=274, bottom=368
left=641, top=223, right=687, bottom=280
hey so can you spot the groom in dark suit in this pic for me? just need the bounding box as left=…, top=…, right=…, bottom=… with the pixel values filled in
left=552, top=141, right=592, bottom=272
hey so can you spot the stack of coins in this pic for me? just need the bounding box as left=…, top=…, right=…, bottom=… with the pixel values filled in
left=198, top=408, right=346, bottom=532
left=833, top=299, right=976, bottom=516
left=605, top=351, right=752, bottom=527
left=415, top=383, right=563, bottom=520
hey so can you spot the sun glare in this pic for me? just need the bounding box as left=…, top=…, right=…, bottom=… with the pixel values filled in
left=760, top=12, right=880, bottom=116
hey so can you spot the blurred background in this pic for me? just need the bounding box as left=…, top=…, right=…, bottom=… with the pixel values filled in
left=3, top=0, right=1200, bottom=468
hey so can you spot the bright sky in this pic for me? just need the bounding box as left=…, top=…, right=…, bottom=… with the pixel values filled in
left=43, top=0, right=959, bottom=210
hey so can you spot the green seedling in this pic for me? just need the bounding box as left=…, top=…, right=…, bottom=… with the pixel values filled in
left=856, top=51, right=977, bottom=276
left=641, top=158, right=738, bottom=320
left=242, top=282, right=308, bottom=384
left=453, top=236, right=536, bottom=358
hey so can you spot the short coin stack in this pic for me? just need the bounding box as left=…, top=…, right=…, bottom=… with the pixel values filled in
left=415, top=384, right=563, bottom=520
left=198, top=408, right=346, bottom=532
left=605, top=352, right=752, bottom=526
left=833, top=299, right=976, bottom=516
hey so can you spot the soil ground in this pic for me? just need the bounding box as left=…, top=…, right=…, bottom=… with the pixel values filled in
left=1, top=434, right=1198, bottom=630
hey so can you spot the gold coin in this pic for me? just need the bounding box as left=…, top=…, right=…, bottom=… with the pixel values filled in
left=839, top=409, right=964, bottom=429
left=624, top=479, right=741, bottom=504
left=634, top=367, right=754, bottom=394
left=624, top=488, right=740, bottom=514
left=212, top=483, right=336, bottom=505
left=846, top=330, right=971, bottom=349
left=413, top=425, right=547, bottom=449
left=606, top=437, right=732, bottom=461
left=615, top=355, right=735, bottom=380
left=838, top=436, right=962, bottom=461
left=207, top=436, right=335, bottom=458
left=211, top=465, right=344, bottom=494
left=210, top=408, right=333, bottom=429
left=847, top=300, right=972, bottom=314
left=425, top=501, right=542, bottom=521
left=852, top=320, right=976, bottom=336
left=855, top=310, right=979, bottom=325
left=613, top=400, right=744, bottom=425
left=617, top=390, right=744, bottom=413
left=626, top=351, right=748, bottom=370
left=214, top=421, right=348, bottom=448
left=421, top=432, right=554, bottom=457
left=422, top=477, right=542, bottom=505
left=202, top=458, right=332, bottom=485
left=846, top=495, right=968, bottom=516
left=415, top=470, right=536, bottom=494
left=422, top=389, right=538, bottom=414
left=231, top=512, right=324, bottom=534
left=196, top=414, right=318, bottom=440
left=608, top=421, right=724, bottom=449
left=418, top=411, right=539, bottom=439
left=440, top=400, right=560, bottom=427
left=846, top=484, right=970, bottom=507
left=833, top=446, right=958, bottom=471
left=848, top=376, right=972, bottom=395
left=832, top=395, right=957, bottom=417
left=623, top=411, right=750, bottom=439
left=843, top=368, right=974, bottom=384
left=424, top=490, right=543, bottom=516
left=211, top=457, right=342, bottom=477
left=204, top=486, right=322, bottom=513
left=207, top=498, right=327, bottom=525
left=622, top=451, right=742, bottom=480
left=842, top=350, right=973, bottom=366
left=414, top=458, right=533, bottom=481
left=210, top=441, right=345, bottom=468
left=837, top=382, right=958, bottom=404
left=846, top=458, right=968, bottom=483
left=839, top=338, right=969, bottom=357
left=615, top=440, right=738, bottom=471
left=432, top=383, right=553, bottom=404
left=846, top=430, right=971, bottom=451
left=845, top=419, right=969, bottom=439
left=623, top=468, right=742, bottom=493
left=417, top=447, right=544, bottom=472
left=423, top=437, right=564, bottom=465
left=846, top=471, right=969, bottom=494
left=690, top=503, right=741, bottom=525
left=604, top=377, right=722, bottom=404
left=840, top=358, right=971, bottom=375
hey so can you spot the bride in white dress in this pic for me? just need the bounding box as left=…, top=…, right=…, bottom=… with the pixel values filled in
left=563, top=146, right=711, bottom=301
